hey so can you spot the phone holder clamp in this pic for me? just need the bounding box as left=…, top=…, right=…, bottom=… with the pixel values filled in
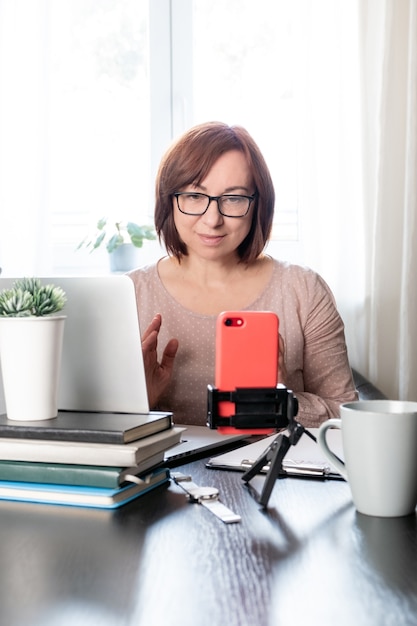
left=207, top=384, right=295, bottom=431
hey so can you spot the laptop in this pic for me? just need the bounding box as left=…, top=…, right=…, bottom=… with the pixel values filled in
left=164, top=424, right=249, bottom=466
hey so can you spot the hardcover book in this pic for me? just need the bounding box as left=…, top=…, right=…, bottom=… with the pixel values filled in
left=0, top=427, right=184, bottom=467
left=0, top=411, right=172, bottom=444
left=0, top=450, right=165, bottom=489
left=0, top=467, right=171, bottom=509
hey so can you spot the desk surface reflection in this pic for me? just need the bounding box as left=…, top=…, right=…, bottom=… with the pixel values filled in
left=0, top=458, right=416, bottom=626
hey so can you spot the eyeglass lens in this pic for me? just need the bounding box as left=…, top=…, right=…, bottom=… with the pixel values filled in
left=176, top=193, right=253, bottom=217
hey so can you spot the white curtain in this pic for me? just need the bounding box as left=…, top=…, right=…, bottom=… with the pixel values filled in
left=280, top=1, right=367, bottom=384
left=359, top=0, right=417, bottom=400
left=284, top=0, right=417, bottom=401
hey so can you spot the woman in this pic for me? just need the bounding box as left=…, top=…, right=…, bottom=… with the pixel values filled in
left=129, top=121, right=357, bottom=427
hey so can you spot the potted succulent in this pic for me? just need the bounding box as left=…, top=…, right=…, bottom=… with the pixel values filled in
left=78, top=218, right=156, bottom=271
left=0, top=278, right=67, bottom=421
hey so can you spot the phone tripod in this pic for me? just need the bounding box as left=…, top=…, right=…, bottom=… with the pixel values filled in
left=207, top=384, right=316, bottom=507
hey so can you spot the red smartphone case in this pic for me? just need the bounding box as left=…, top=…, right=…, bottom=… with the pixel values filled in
left=214, top=311, right=279, bottom=434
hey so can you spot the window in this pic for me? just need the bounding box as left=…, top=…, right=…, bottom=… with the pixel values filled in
left=0, top=0, right=156, bottom=275
left=48, top=0, right=152, bottom=273
left=0, top=0, right=357, bottom=275
left=191, top=0, right=299, bottom=243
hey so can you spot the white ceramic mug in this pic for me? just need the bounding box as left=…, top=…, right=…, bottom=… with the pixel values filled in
left=318, top=400, right=417, bottom=517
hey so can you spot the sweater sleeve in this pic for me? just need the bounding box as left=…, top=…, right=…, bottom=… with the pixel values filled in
left=283, top=268, right=357, bottom=427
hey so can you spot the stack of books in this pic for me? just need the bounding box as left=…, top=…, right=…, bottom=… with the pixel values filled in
left=0, top=411, right=182, bottom=509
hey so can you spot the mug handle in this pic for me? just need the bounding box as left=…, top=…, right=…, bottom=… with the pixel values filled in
left=317, top=418, right=347, bottom=480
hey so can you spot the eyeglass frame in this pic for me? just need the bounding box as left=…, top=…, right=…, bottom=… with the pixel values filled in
left=173, top=192, right=257, bottom=218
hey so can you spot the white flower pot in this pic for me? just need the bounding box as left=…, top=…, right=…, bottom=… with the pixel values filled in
left=0, top=315, right=66, bottom=421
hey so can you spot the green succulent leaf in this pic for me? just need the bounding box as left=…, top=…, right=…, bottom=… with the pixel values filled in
left=0, top=288, right=34, bottom=317
left=14, top=277, right=42, bottom=294
left=0, top=279, right=67, bottom=317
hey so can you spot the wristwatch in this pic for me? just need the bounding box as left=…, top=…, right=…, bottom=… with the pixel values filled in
left=171, top=472, right=241, bottom=524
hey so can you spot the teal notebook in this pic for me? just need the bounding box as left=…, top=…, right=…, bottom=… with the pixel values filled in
left=0, top=451, right=165, bottom=489
left=0, top=467, right=170, bottom=509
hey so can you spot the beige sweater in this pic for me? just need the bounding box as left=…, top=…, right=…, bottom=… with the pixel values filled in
left=128, top=258, right=357, bottom=427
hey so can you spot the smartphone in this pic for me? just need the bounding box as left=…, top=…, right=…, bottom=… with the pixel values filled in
left=214, top=311, right=279, bottom=434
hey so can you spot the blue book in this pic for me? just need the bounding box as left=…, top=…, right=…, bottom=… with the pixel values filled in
left=0, top=467, right=170, bottom=509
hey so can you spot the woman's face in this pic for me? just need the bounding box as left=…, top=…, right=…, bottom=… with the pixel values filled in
left=172, top=150, right=255, bottom=263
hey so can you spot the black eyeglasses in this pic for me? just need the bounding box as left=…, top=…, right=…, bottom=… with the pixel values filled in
left=173, top=192, right=257, bottom=218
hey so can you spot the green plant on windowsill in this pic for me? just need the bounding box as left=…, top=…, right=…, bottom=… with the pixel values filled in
left=77, top=218, right=156, bottom=254
left=0, top=278, right=67, bottom=317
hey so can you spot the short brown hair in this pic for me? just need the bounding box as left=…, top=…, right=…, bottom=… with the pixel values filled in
left=154, top=121, right=275, bottom=263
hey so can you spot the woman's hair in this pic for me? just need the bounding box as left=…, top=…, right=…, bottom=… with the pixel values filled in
left=154, top=121, right=275, bottom=263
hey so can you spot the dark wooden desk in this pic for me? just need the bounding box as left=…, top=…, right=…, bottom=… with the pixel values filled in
left=0, top=457, right=416, bottom=626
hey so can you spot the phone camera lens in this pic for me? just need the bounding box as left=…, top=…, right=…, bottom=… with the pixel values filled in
left=225, top=318, right=232, bottom=326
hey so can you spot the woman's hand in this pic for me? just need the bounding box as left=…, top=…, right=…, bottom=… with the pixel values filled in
left=278, top=334, right=288, bottom=385
left=141, top=314, right=179, bottom=409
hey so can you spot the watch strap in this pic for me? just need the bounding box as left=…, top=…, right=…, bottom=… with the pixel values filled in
left=171, top=472, right=241, bottom=524
left=200, top=498, right=242, bottom=524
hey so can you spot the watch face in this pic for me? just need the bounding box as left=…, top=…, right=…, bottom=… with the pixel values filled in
left=188, top=486, right=219, bottom=501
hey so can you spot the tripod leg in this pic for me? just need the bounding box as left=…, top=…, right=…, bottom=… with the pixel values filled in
left=241, top=433, right=283, bottom=483
left=257, top=435, right=291, bottom=507
left=242, top=434, right=291, bottom=508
